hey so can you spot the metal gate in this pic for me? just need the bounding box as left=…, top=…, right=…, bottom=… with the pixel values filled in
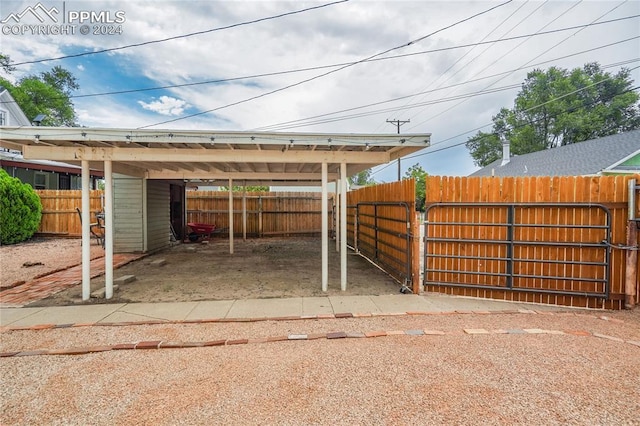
left=348, top=202, right=412, bottom=287
left=423, top=203, right=612, bottom=298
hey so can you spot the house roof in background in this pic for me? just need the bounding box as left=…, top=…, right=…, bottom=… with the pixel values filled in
left=0, top=88, right=30, bottom=126
left=0, top=127, right=431, bottom=185
left=0, top=150, right=104, bottom=177
left=470, top=130, right=640, bottom=177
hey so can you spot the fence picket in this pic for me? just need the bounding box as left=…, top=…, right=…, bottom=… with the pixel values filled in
left=423, top=174, right=640, bottom=309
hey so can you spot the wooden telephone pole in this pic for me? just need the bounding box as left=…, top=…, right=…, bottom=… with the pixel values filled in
left=386, top=119, right=410, bottom=180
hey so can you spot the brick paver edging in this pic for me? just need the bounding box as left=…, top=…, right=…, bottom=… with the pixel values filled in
left=1, top=326, right=638, bottom=358
left=0, top=308, right=557, bottom=332
left=1, top=311, right=638, bottom=357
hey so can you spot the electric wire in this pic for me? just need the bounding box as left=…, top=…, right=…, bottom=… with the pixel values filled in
left=372, top=0, right=537, bottom=133
left=405, top=0, right=587, bottom=131
left=9, top=0, right=351, bottom=67
left=253, top=53, right=639, bottom=132
left=1, top=16, right=637, bottom=105
left=136, top=0, right=515, bottom=129
left=371, top=82, right=640, bottom=177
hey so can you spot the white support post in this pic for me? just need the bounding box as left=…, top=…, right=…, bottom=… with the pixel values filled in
left=242, top=183, right=247, bottom=241
left=335, top=178, right=340, bottom=252
left=228, top=178, right=234, bottom=254
left=81, top=160, right=91, bottom=301
left=104, top=160, right=114, bottom=299
left=322, top=162, right=328, bottom=292
left=340, top=163, right=347, bottom=291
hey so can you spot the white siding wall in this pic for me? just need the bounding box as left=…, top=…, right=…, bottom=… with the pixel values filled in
left=146, top=180, right=170, bottom=252
left=113, top=174, right=144, bottom=253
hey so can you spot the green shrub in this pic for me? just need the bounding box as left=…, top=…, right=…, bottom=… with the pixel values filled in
left=0, top=169, right=42, bottom=245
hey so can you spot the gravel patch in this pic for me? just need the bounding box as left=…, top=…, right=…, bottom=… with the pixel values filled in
left=1, top=312, right=639, bottom=425
left=1, top=238, right=103, bottom=289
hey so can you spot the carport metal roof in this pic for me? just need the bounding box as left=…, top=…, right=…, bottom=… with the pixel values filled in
left=0, top=126, right=431, bottom=300
left=0, top=127, right=431, bottom=184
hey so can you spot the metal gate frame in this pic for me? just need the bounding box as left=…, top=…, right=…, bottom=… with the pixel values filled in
left=423, top=202, right=612, bottom=299
left=348, top=202, right=412, bottom=287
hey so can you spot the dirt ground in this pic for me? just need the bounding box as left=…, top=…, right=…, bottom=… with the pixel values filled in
left=25, top=237, right=403, bottom=307
left=0, top=238, right=104, bottom=290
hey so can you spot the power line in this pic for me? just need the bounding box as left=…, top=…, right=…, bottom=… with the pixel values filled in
left=252, top=53, right=639, bottom=132
left=373, top=0, right=536, bottom=133
left=405, top=0, right=629, bottom=131
left=257, top=84, right=522, bottom=131
left=1, top=17, right=636, bottom=105
left=9, top=0, right=351, bottom=67
left=405, top=0, right=585, bottom=131
left=137, top=0, right=515, bottom=129
left=371, top=83, right=640, bottom=177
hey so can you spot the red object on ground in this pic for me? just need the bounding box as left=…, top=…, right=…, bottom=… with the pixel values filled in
left=187, top=223, right=216, bottom=241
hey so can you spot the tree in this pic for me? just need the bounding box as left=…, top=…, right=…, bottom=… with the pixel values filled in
left=0, top=60, right=79, bottom=126
left=0, top=53, right=15, bottom=74
left=0, top=169, right=42, bottom=244
left=466, top=63, right=640, bottom=167
left=403, top=163, right=428, bottom=211
left=220, top=185, right=269, bottom=192
left=348, top=169, right=375, bottom=187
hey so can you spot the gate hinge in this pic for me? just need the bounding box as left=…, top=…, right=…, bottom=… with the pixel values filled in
left=601, top=240, right=639, bottom=251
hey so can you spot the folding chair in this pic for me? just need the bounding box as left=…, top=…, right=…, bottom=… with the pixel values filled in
left=76, top=207, right=105, bottom=248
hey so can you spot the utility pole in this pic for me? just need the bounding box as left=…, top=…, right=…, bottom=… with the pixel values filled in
left=387, top=119, right=410, bottom=181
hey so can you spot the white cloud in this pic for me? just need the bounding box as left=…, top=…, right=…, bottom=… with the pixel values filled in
left=137, top=96, right=190, bottom=116
left=3, top=0, right=639, bottom=175
left=77, top=64, right=85, bottom=71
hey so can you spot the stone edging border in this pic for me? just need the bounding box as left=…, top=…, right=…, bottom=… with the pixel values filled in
left=1, top=310, right=638, bottom=357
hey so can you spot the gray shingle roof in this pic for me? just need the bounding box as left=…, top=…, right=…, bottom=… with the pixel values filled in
left=470, top=130, right=640, bottom=177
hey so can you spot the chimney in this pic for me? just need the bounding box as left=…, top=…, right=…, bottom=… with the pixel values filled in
left=501, top=140, right=510, bottom=166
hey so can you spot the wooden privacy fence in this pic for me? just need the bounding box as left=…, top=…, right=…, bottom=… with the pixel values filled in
left=423, top=175, right=640, bottom=309
left=35, top=190, right=103, bottom=236
left=187, top=191, right=334, bottom=237
left=347, top=179, right=420, bottom=292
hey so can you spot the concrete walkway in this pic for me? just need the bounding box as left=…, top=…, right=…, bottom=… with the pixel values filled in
left=0, top=293, right=567, bottom=328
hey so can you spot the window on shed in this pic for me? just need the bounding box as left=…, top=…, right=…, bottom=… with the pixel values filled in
left=0, top=110, right=6, bottom=125
left=34, top=172, right=49, bottom=189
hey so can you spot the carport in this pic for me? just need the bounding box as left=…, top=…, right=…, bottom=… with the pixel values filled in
left=0, top=127, right=430, bottom=300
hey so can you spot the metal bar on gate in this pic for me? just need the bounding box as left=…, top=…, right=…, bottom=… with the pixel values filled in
left=355, top=201, right=412, bottom=285
left=422, top=202, right=612, bottom=299
left=423, top=282, right=608, bottom=299
left=506, top=205, right=514, bottom=289
left=425, top=237, right=607, bottom=248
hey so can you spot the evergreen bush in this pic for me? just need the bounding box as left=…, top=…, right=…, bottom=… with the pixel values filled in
left=0, top=169, right=42, bottom=244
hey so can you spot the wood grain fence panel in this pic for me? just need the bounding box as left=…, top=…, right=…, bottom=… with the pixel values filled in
left=35, top=190, right=103, bottom=236
left=186, top=191, right=330, bottom=237
left=423, top=175, right=639, bottom=309
left=347, top=180, right=417, bottom=289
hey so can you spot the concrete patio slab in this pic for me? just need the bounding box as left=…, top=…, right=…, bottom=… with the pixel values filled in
left=329, top=295, right=380, bottom=314
left=302, top=297, right=334, bottom=316
left=99, top=302, right=199, bottom=323
left=421, top=293, right=529, bottom=311
left=0, top=307, right=45, bottom=326
left=0, top=294, right=578, bottom=328
left=4, top=304, right=126, bottom=327
left=226, top=297, right=303, bottom=318
left=185, top=300, right=235, bottom=320
left=370, top=294, right=434, bottom=313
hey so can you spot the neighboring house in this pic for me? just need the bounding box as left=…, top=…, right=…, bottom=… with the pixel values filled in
left=470, top=130, right=640, bottom=177
left=0, top=88, right=103, bottom=189
left=0, top=87, right=30, bottom=126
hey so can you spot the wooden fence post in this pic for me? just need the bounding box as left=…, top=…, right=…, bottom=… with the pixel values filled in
left=625, top=178, right=638, bottom=309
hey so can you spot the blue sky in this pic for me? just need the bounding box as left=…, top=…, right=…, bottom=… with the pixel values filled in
left=1, top=0, right=639, bottom=180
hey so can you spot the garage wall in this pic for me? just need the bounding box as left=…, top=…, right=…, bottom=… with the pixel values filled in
left=113, top=174, right=144, bottom=253
left=146, top=180, right=170, bottom=252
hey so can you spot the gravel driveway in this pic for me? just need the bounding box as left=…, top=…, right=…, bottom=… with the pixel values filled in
left=2, top=310, right=639, bottom=425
